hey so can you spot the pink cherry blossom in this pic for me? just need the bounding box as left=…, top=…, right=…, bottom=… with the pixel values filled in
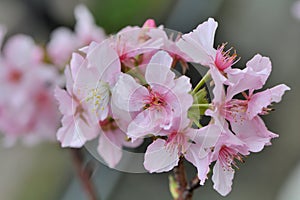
left=226, top=54, right=272, bottom=100
left=204, top=53, right=290, bottom=195
left=112, top=51, right=193, bottom=139
left=109, top=20, right=163, bottom=67
left=207, top=54, right=290, bottom=152
left=147, top=26, right=192, bottom=70
left=0, top=33, right=61, bottom=146
left=73, top=40, right=121, bottom=121
left=55, top=53, right=99, bottom=148
left=144, top=116, right=221, bottom=185
left=47, top=4, right=106, bottom=67
left=56, top=42, right=142, bottom=167
left=210, top=132, right=249, bottom=196
left=176, top=18, right=238, bottom=80
left=142, top=19, right=157, bottom=28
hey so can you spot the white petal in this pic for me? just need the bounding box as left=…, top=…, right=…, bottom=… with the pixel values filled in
left=144, top=139, right=179, bottom=173
left=212, top=160, right=235, bottom=196
left=98, top=133, right=123, bottom=168
left=248, top=84, right=290, bottom=119
left=145, top=51, right=175, bottom=88
left=176, top=18, right=217, bottom=65
left=86, top=41, right=120, bottom=85
left=112, top=73, right=148, bottom=112
left=185, top=145, right=210, bottom=185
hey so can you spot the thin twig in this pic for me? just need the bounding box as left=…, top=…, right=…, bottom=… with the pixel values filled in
left=183, top=176, right=201, bottom=199
left=173, top=158, right=188, bottom=200
left=173, top=159, right=201, bottom=200
left=70, top=148, right=98, bottom=200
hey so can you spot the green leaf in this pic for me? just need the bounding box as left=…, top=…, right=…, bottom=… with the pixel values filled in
left=188, top=88, right=209, bottom=127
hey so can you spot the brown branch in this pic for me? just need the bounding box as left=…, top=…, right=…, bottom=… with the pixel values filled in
left=183, top=176, right=201, bottom=199
left=173, top=158, right=201, bottom=200
left=173, top=158, right=188, bottom=200
left=70, top=148, right=98, bottom=200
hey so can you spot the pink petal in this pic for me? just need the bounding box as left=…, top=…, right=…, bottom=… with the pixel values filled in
left=74, top=4, right=106, bottom=44
left=226, top=54, right=272, bottom=100
left=185, top=146, right=210, bottom=185
left=210, top=66, right=226, bottom=103
left=187, top=125, right=221, bottom=159
left=248, top=84, right=290, bottom=119
left=145, top=51, right=175, bottom=88
left=64, top=65, right=75, bottom=93
left=127, top=109, right=161, bottom=139
left=4, top=34, right=43, bottom=68
left=57, top=116, right=87, bottom=148
left=54, top=87, right=75, bottom=115
left=246, top=54, right=272, bottom=86
left=86, top=40, right=121, bottom=85
left=142, top=19, right=156, bottom=28
left=98, top=131, right=123, bottom=168
left=176, top=18, right=217, bottom=65
left=212, top=160, right=235, bottom=196
left=231, top=116, right=278, bottom=152
left=144, top=139, right=179, bottom=173
left=112, top=73, right=149, bottom=112
left=47, top=28, right=78, bottom=66
left=69, top=52, right=85, bottom=81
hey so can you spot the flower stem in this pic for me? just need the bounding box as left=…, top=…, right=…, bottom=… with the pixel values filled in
left=172, top=158, right=202, bottom=200
left=183, top=176, right=201, bottom=199
left=191, top=72, right=211, bottom=95
left=191, top=104, right=211, bottom=109
left=70, top=148, right=98, bottom=200
left=173, top=158, right=188, bottom=200
left=126, top=67, right=147, bottom=85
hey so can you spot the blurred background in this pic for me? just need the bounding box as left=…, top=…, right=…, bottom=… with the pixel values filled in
left=0, top=0, right=299, bottom=199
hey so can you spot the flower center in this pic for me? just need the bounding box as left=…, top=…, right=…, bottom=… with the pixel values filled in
left=221, top=99, right=248, bottom=123
left=219, top=145, right=244, bottom=171
left=214, top=43, right=237, bottom=71
left=8, top=69, right=22, bottom=83
left=165, top=131, right=186, bottom=154
left=143, top=89, right=166, bottom=110
left=85, top=81, right=110, bottom=113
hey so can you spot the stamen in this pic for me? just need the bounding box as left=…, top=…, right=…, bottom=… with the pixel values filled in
left=215, top=43, right=239, bottom=71
left=219, top=146, right=245, bottom=171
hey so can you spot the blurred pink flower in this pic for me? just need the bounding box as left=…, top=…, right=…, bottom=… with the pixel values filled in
left=0, top=33, right=60, bottom=146
left=110, top=20, right=163, bottom=67
left=47, top=4, right=106, bottom=67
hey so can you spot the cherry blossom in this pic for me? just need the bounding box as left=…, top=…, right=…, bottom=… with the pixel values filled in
left=0, top=12, right=290, bottom=198
left=112, top=51, right=193, bottom=139
left=0, top=33, right=60, bottom=146
left=177, top=18, right=238, bottom=82
left=144, top=116, right=221, bottom=185
left=47, top=4, right=106, bottom=68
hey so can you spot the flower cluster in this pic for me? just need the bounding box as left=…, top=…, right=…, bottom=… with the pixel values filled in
left=0, top=4, right=105, bottom=145
left=0, top=28, right=61, bottom=146
left=0, top=4, right=290, bottom=197
left=55, top=17, right=289, bottom=196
